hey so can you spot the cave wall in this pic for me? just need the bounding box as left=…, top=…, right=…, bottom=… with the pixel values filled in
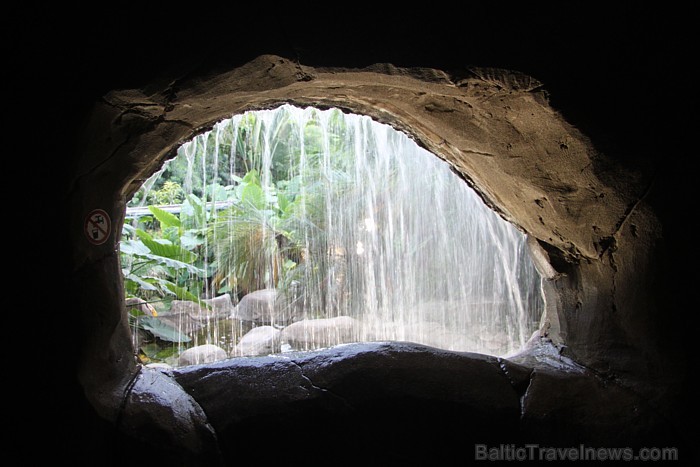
left=76, top=53, right=662, bottom=375
left=68, top=53, right=681, bottom=460
left=12, top=4, right=691, bottom=464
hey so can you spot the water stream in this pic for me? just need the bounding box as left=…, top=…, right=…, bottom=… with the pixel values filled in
left=123, top=104, right=544, bottom=366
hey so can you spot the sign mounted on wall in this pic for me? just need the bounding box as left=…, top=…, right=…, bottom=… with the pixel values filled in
left=84, top=209, right=111, bottom=245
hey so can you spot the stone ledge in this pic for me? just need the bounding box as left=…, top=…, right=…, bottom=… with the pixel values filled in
left=134, top=341, right=673, bottom=465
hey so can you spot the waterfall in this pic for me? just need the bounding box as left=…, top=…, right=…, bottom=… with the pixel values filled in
left=123, top=104, right=544, bottom=366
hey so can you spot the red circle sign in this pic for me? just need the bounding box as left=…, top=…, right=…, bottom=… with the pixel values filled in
left=84, top=209, right=111, bottom=245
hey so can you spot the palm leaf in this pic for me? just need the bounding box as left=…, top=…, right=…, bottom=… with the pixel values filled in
left=148, top=205, right=181, bottom=229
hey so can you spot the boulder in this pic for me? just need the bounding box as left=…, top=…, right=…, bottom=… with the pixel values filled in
left=178, top=344, right=228, bottom=366
left=280, top=316, right=358, bottom=350
left=173, top=341, right=523, bottom=461
left=520, top=366, right=670, bottom=446
left=170, top=293, right=236, bottom=321
left=231, top=289, right=277, bottom=323
left=232, top=288, right=304, bottom=325
left=120, top=367, right=221, bottom=463
left=232, top=326, right=281, bottom=357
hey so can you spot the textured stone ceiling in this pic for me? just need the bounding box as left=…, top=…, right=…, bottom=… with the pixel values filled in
left=88, top=55, right=652, bottom=264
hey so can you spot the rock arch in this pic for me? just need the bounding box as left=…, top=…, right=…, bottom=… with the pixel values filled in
left=69, top=55, right=667, bottom=462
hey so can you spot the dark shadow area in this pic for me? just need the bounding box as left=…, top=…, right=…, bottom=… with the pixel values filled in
left=9, top=3, right=692, bottom=464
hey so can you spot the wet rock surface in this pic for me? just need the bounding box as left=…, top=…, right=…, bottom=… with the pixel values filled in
left=173, top=341, right=521, bottom=463
left=120, top=367, right=221, bottom=465
left=162, top=341, right=675, bottom=465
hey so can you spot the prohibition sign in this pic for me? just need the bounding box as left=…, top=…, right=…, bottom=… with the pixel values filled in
left=85, top=209, right=111, bottom=245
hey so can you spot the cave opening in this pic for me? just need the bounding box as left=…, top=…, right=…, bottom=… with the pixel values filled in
left=65, top=55, right=682, bottom=461
left=122, top=104, right=545, bottom=367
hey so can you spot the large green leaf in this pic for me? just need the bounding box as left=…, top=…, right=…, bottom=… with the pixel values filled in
left=179, top=231, right=205, bottom=250
left=242, top=169, right=260, bottom=185
left=120, top=239, right=150, bottom=256
left=241, top=182, right=265, bottom=210
left=182, top=194, right=207, bottom=229
left=123, top=272, right=159, bottom=291
left=128, top=250, right=205, bottom=275
left=136, top=229, right=198, bottom=263
left=139, top=316, right=191, bottom=343
left=162, top=281, right=203, bottom=303
left=206, top=183, right=228, bottom=203
left=148, top=205, right=181, bottom=229
left=150, top=278, right=211, bottom=310
left=277, top=192, right=290, bottom=214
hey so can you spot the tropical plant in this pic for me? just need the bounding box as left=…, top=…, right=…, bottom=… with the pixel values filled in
left=205, top=107, right=367, bottom=312
left=120, top=196, right=210, bottom=307
left=126, top=299, right=191, bottom=346
left=209, top=169, right=311, bottom=296
left=121, top=196, right=217, bottom=363
left=123, top=105, right=368, bottom=328
left=149, top=180, right=185, bottom=205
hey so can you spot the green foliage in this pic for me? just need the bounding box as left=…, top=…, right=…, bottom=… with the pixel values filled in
left=197, top=107, right=361, bottom=299
left=150, top=180, right=185, bottom=205
left=135, top=229, right=198, bottom=264
left=122, top=105, right=369, bottom=361
left=121, top=211, right=207, bottom=304
left=148, top=205, right=181, bottom=228
left=209, top=169, right=286, bottom=294
left=140, top=343, right=181, bottom=362
left=138, top=316, right=191, bottom=343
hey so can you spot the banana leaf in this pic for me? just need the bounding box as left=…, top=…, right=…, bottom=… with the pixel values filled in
left=138, top=316, right=191, bottom=343
left=123, top=272, right=159, bottom=291
left=148, top=205, right=181, bottom=229
left=125, top=250, right=205, bottom=276
left=135, top=229, right=198, bottom=263
left=149, top=278, right=211, bottom=310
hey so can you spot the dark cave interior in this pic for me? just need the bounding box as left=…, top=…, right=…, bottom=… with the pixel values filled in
left=8, top=3, right=693, bottom=465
